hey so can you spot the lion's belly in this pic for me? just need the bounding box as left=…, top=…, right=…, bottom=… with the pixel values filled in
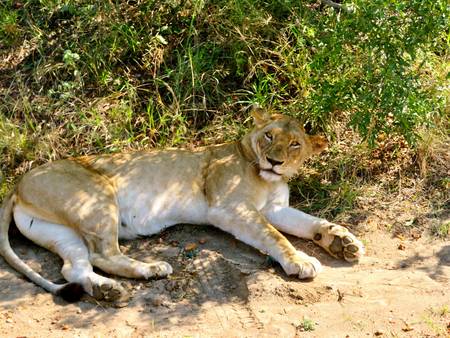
left=117, top=183, right=209, bottom=239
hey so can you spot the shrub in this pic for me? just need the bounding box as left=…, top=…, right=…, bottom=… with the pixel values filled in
left=0, top=0, right=448, bottom=152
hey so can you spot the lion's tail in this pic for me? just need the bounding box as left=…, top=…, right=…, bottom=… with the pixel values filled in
left=0, top=191, right=83, bottom=302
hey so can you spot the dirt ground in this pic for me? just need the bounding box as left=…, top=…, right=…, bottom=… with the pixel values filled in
left=0, top=211, right=449, bottom=338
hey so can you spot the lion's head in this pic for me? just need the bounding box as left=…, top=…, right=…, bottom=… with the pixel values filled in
left=242, top=107, right=328, bottom=182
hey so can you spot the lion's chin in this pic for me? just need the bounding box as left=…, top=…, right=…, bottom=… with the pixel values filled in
left=259, top=169, right=283, bottom=182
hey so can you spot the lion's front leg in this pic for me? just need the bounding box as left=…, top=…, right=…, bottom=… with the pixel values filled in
left=264, top=206, right=365, bottom=262
left=208, top=206, right=322, bottom=279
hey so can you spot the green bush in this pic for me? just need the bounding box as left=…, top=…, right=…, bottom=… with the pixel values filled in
left=0, top=0, right=448, bottom=148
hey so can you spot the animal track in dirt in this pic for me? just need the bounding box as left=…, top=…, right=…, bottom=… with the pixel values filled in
left=191, top=250, right=264, bottom=331
left=0, top=225, right=449, bottom=337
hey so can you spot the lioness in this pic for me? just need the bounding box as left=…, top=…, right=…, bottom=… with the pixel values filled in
left=0, top=108, right=364, bottom=302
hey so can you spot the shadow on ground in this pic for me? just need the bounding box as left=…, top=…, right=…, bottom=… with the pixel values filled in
left=396, top=244, right=450, bottom=282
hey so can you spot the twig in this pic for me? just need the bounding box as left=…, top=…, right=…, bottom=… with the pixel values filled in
left=321, top=0, right=354, bottom=13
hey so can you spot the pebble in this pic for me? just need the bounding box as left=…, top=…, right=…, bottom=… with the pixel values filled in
left=374, top=330, right=384, bottom=336
left=113, top=300, right=129, bottom=308
left=163, top=246, right=180, bottom=258
left=145, top=294, right=164, bottom=306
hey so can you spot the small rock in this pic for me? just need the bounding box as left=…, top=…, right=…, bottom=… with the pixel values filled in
left=162, top=246, right=179, bottom=258
left=374, top=330, right=384, bottom=336
left=5, top=318, right=13, bottom=324
left=145, top=294, right=164, bottom=307
left=76, top=309, right=82, bottom=314
left=113, top=300, right=129, bottom=308
left=397, top=243, right=406, bottom=250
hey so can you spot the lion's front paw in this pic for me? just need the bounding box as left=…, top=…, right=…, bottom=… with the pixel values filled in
left=313, top=223, right=365, bottom=262
left=136, top=261, right=173, bottom=279
left=283, top=251, right=323, bottom=279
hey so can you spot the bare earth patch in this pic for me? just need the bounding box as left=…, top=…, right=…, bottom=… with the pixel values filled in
left=0, top=217, right=448, bottom=337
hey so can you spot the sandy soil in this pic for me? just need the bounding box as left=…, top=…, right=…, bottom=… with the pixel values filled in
left=0, top=221, right=449, bottom=337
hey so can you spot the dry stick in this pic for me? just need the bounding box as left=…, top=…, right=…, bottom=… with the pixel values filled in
left=321, top=0, right=353, bottom=13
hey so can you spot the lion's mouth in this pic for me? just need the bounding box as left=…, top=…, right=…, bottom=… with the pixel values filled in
left=260, top=168, right=283, bottom=177
left=261, top=168, right=281, bottom=175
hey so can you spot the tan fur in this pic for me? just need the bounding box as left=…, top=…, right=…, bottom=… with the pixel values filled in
left=0, top=110, right=364, bottom=301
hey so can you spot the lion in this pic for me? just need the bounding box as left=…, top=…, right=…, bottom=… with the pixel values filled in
left=0, top=108, right=364, bottom=302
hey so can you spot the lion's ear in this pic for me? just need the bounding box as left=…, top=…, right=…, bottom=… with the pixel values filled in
left=309, top=135, right=328, bottom=154
left=250, top=105, right=271, bottom=126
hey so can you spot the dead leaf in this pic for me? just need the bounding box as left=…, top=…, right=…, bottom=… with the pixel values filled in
left=401, top=323, right=414, bottom=332
left=184, top=243, right=198, bottom=251
left=395, top=234, right=406, bottom=241
left=411, top=231, right=422, bottom=240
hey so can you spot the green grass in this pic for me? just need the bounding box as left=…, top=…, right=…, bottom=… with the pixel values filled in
left=299, top=317, right=315, bottom=332
left=431, top=221, right=450, bottom=239
left=0, top=0, right=449, bottom=225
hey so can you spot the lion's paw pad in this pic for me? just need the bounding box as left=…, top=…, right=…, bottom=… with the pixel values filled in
left=314, top=224, right=365, bottom=262
left=92, top=281, right=126, bottom=301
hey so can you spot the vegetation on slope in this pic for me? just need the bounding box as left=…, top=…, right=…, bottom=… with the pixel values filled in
left=0, top=0, right=448, bottom=234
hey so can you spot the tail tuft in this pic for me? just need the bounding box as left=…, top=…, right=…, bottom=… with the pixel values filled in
left=56, top=283, right=84, bottom=303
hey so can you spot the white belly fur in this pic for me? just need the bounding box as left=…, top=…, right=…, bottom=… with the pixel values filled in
left=117, top=181, right=209, bottom=239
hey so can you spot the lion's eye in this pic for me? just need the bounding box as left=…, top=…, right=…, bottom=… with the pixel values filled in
left=264, top=132, right=273, bottom=142
left=290, top=141, right=301, bottom=148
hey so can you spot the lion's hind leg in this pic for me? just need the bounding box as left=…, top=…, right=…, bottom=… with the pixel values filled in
left=14, top=207, right=126, bottom=301
left=86, top=234, right=173, bottom=280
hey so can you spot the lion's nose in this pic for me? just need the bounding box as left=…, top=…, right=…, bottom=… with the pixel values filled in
left=267, top=157, right=284, bottom=166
